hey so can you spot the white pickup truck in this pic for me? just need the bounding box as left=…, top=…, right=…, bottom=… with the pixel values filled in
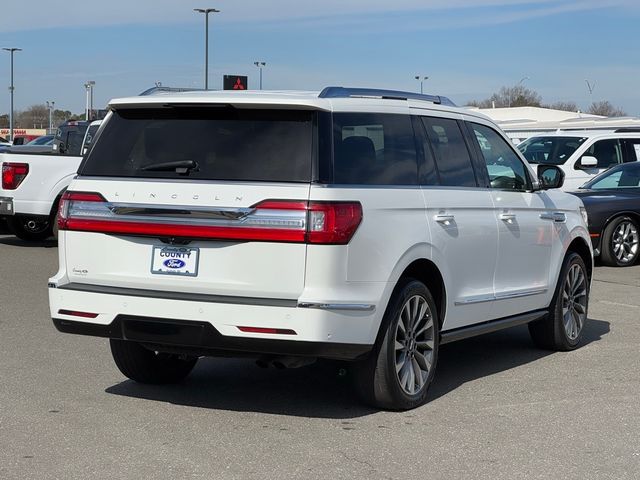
left=0, top=120, right=102, bottom=240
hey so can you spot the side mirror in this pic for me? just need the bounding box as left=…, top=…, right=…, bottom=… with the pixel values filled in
left=579, top=155, right=598, bottom=168
left=58, top=142, right=66, bottom=154
left=537, top=165, right=565, bottom=190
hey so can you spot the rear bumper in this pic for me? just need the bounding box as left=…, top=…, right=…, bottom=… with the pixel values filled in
left=0, top=197, right=14, bottom=216
left=52, top=315, right=371, bottom=360
left=48, top=283, right=378, bottom=360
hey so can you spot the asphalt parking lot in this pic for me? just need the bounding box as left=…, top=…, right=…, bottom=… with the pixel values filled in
left=0, top=231, right=638, bottom=480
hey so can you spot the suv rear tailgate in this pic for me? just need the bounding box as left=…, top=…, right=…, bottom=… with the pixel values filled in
left=61, top=178, right=310, bottom=300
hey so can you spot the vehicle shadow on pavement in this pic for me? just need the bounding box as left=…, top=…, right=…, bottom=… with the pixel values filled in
left=105, top=318, right=609, bottom=419
left=0, top=236, right=57, bottom=248
left=429, top=317, right=610, bottom=402
left=106, top=358, right=376, bottom=419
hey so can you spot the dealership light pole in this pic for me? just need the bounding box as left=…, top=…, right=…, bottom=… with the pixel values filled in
left=254, top=61, right=266, bottom=90
left=194, top=8, right=220, bottom=90
left=3, top=47, right=22, bottom=142
left=414, top=75, right=428, bottom=94
left=46, top=100, right=55, bottom=133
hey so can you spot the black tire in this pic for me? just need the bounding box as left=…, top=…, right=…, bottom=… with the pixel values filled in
left=6, top=215, right=53, bottom=241
left=353, top=278, right=439, bottom=410
left=110, top=339, right=198, bottom=384
left=51, top=210, right=60, bottom=241
left=600, top=216, right=640, bottom=267
left=529, top=252, right=589, bottom=351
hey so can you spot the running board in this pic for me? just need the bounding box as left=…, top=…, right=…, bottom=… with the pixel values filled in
left=440, top=310, right=547, bottom=345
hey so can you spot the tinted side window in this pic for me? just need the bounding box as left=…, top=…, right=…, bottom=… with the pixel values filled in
left=623, top=138, right=640, bottom=162
left=422, top=117, right=477, bottom=187
left=470, top=123, right=530, bottom=191
left=332, top=113, right=418, bottom=185
left=582, top=139, right=623, bottom=168
left=590, top=163, right=640, bottom=189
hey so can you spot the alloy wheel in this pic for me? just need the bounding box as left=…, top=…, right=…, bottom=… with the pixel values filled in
left=394, top=295, right=435, bottom=395
left=561, top=264, right=587, bottom=341
left=611, top=221, right=639, bottom=264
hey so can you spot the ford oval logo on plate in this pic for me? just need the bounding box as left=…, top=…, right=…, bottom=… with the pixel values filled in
left=152, top=245, right=199, bottom=277
left=163, top=259, right=186, bottom=269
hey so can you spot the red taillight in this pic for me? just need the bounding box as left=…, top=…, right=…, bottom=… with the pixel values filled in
left=2, top=162, right=29, bottom=190
left=57, top=191, right=106, bottom=231
left=58, top=193, right=362, bottom=245
left=307, top=202, right=363, bottom=245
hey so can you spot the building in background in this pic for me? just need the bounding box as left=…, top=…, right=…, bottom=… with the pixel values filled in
left=471, top=106, right=640, bottom=144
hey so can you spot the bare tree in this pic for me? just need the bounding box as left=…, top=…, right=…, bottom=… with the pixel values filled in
left=587, top=101, right=627, bottom=117
left=543, top=101, right=579, bottom=112
left=466, top=85, right=542, bottom=108
left=16, top=104, right=49, bottom=128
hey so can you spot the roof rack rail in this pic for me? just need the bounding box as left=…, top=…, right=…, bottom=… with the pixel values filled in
left=139, top=86, right=206, bottom=96
left=318, top=86, right=456, bottom=107
left=614, top=127, right=640, bottom=133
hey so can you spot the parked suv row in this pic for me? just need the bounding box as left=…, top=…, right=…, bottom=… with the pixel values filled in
left=518, top=129, right=640, bottom=191
left=49, top=87, right=593, bottom=410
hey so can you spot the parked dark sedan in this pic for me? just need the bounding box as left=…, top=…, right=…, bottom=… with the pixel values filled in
left=572, top=162, right=640, bottom=267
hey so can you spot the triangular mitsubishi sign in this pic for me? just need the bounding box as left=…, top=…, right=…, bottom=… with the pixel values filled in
left=223, top=75, right=248, bottom=90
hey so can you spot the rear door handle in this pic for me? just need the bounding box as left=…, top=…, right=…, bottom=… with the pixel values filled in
left=499, top=213, right=516, bottom=223
left=434, top=214, right=455, bottom=224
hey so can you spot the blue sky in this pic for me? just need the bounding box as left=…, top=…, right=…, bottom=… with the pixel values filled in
left=1, top=0, right=639, bottom=115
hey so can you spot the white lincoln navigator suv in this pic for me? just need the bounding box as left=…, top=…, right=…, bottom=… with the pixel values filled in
left=49, top=87, right=593, bottom=410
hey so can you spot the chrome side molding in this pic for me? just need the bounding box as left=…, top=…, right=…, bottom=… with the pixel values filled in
left=455, top=287, right=547, bottom=306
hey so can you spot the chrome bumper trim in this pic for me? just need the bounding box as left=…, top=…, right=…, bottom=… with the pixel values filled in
left=298, top=302, right=376, bottom=312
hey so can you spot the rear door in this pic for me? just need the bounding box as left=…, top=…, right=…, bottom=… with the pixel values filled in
left=418, top=114, right=498, bottom=330
left=61, top=107, right=317, bottom=300
left=569, top=138, right=624, bottom=190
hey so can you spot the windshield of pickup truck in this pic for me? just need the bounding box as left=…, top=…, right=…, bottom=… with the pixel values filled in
left=80, top=108, right=315, bottom=182
left=518, top=136, right=587, bottom=165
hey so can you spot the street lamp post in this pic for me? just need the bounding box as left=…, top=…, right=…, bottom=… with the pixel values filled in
left=414, top=75, right=429, bottom=94
left=3, top=47, right=22, bottom=142
left=46, top=100, right=55, bottom=133
left=254, top=61, right=266, bottom=90
left=194, top=8, right=220, bottom=90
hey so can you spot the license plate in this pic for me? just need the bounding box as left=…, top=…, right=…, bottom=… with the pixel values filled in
left=151, top=246, right=199, bottom=277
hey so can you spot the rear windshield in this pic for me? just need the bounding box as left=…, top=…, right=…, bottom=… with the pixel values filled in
left=518, top=136, right=587, bottom=165
left=80, top=108, right=315, bottom=182
left=56, top=124, right=90, bottom=156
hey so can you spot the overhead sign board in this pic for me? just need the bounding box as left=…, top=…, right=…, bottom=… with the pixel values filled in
left=223, top=75, right=248, bottom=90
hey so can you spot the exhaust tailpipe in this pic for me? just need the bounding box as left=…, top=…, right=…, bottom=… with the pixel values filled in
left=271, top=357, right=317, bottom=369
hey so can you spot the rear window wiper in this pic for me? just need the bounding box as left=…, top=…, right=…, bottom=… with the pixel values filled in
left=139, top=160, right=199, bottom=175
